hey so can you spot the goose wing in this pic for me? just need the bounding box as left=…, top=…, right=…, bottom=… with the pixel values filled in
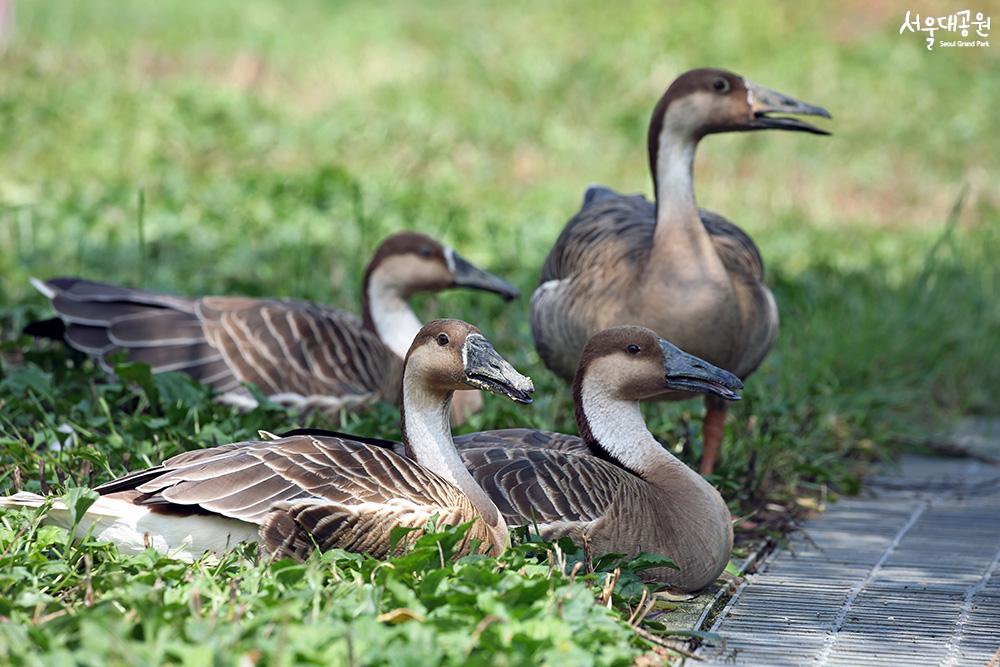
left=27, top=278, right=230, bottom=385
left=535, top=188, right=774, bottom=379
left=195, top=297, right=400, bottom=410
left=28, top=279, right=401, bottom=412
left=532, top=190, right=657, bottom=379
left=698, top=211, right=776, bottom=376
left=699, top=209, right=765, bottom=282
left=454, top=428, right=589, bottom=455
left=95, top=435, right=475, bottom=559
left=540, top=187, right=765, bottom=283
left=539, top=189, right=655, bottom=284
left=455, top=431, right=629, bottom=526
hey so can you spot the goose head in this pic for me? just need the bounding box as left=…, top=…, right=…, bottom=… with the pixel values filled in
left=402, top=319, right=532, bottom=554
left=572, top=326, right=742, bottom=481
left=646, top=68, right=830, bottom=197
left=648, top=68, right=831, bottom=143
left=574, top=326, right=743, bottom=403
left=365, top=232, right=519, bottom=301
left=405, top=319, right=534, bottom=404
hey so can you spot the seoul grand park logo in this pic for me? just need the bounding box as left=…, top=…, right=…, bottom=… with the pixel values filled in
left=900, top=9, right=991, bottom=50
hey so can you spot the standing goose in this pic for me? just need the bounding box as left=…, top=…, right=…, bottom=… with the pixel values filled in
left=0, top=320, right=534, bottom=561
left=26, top=232, right=518, bottom=424
left=532, top=68, right=830, bottom=474
left=454, top=326, right=743, bottom=591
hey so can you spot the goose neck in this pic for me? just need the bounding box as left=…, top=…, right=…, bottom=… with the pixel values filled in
left=576, top=371, right=690, bottom=481
left=649, top=118, right=724, bottom=275
left=653, top=125, right=699, bottom=229
left=400, top=371, right=507, bottom=551
left=575, top=362, right=733, bottom=589
left=363, top=268, right=424, bottom=359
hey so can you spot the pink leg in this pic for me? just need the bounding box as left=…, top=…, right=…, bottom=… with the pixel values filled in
left=699, top=401, right=728, bottom=476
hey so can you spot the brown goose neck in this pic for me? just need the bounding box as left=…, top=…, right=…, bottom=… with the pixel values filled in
left=362, top=262, right=424, bottom=359
left=647, top=90, right=702, bottom=213
left=361, top=258, right=402, bottom=332
left=653, top=131, right=698, bottom=219
left=360, top=262, right=377, bottom=333
left=399, top=367, right=507, bottom=549
left=572, top=372, right=642, bottom=477
left=573, top=368, right=721, bottom=510
left=647, top=111, right=722, bottom=273
left=572, top=363, right=679, bottom=480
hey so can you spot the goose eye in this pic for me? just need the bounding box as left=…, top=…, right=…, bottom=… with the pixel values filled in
left=437, top=333, right=450, bottom=346
left=626, top=344, right=641, bottom=355
left=712, top=78, right=730, bottom=93
left=419, top=247, right=433, bottom=258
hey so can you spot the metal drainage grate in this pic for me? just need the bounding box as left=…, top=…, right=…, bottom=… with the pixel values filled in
left=696, top=455, right=1000, bottom=666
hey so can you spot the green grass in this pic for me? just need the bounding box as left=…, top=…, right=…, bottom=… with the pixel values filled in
left=1, top=494, right=657, bottom=666
left=1, top=0, right=998, bottom=664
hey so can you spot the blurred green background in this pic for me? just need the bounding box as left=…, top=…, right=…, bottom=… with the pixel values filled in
left=2, top=0, right=996, bottom=294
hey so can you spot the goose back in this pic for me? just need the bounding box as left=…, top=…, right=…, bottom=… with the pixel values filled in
left=30, top=279, right=402, bottom=415
left=455, top=428, right=590, bottom=455
left=454, top=429, right=730, bottom=589
left=95, top=434, right=494, bottom=559
left=532, top=188, right=777, bottom=380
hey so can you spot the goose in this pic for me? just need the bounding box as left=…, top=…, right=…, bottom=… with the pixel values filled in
left=283, top=326, right=742, bottom=591
left=0, top=320, right=534, bottom=561
left=454, top=326, right=743, bottom=591
left=25, top=232, right=518, bottom=424
left=531, top=68, right=830, bottom=474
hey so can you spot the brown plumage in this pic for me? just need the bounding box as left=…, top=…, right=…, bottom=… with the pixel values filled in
left=531, top=68, right=830, bottom=474
left=26, top=232, right=518, bottom=423
left=1, top=320, right=535, bottom=561
left=453, top=326, right=744, bottom=591
left=98, top=433, right=494, bottom=560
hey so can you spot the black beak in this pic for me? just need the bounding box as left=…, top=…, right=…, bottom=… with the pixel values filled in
left=462, top=334, right=534, bottom=404
left=660, top=339, right=743, bottom=401
left=746, top=80, right=832, bottom=136
left=450, top=251, right=519, bottom=301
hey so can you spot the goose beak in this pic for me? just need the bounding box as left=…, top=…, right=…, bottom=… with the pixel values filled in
left=450, top=251, right=520, bottom=301
left=462, top=334, right=534, bottom=404
left=659, top=339, right=743, bottom=401
left=746, top=80, right=832, bottom=136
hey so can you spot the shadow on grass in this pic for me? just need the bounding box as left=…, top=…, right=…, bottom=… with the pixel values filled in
left=1, top=219, right=997, bottom=517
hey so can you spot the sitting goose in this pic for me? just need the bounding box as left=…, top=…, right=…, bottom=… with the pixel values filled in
left=26, top=232, right=518, bottom=424
left=285, top=327, right=742, bottom=590
left=531, top=68, right=830, bottom=474
left=454, top=326, right=743, bottom=591
left=0, top=320, right=534, bottom=561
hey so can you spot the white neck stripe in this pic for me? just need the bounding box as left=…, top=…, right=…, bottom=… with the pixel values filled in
left=367, top=268, right=423, bottom=359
